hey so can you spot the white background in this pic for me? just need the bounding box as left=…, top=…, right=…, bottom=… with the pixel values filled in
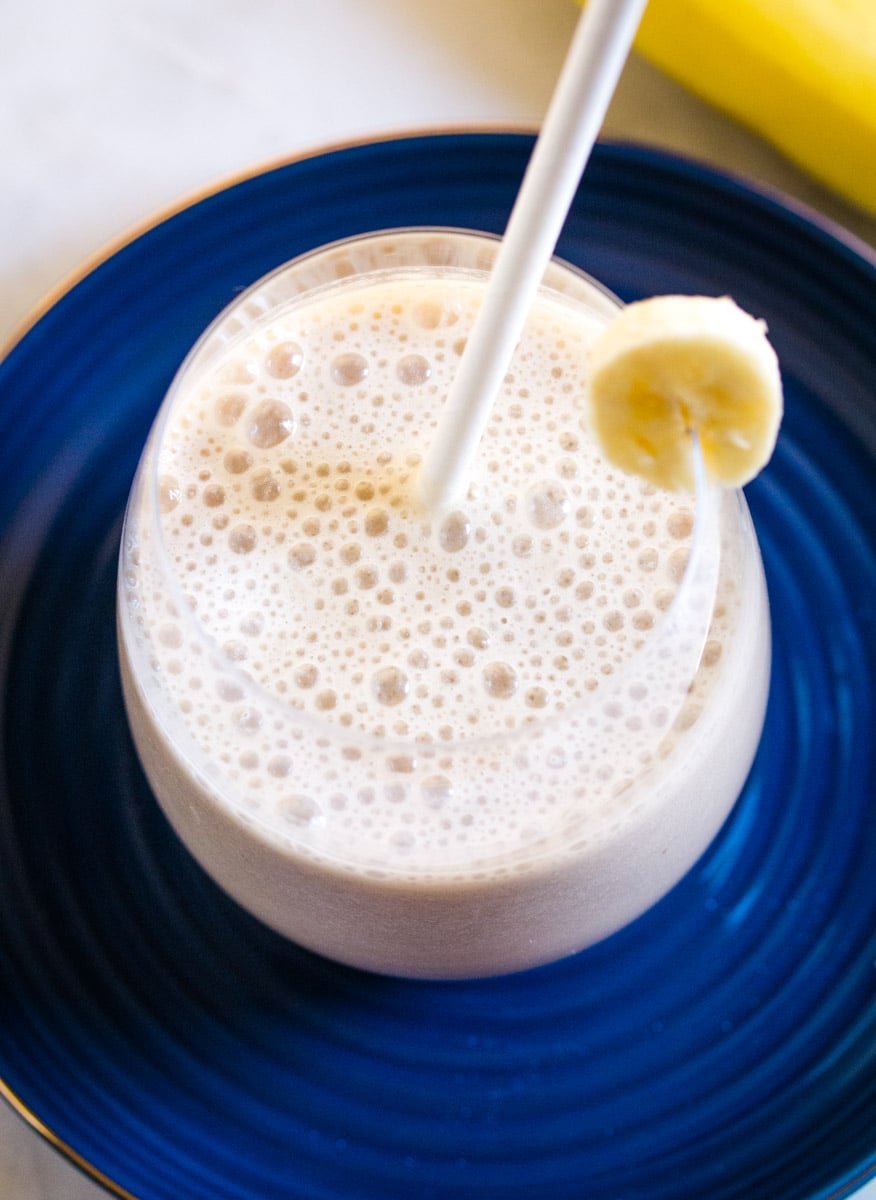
left=1, top=2, right=874, bottom=1196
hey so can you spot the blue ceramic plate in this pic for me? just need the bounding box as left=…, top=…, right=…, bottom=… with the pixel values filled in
left=0, top=134, right=874, bottom=1200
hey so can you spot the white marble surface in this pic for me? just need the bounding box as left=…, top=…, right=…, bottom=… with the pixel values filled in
left=1, top=2, right=874, bottom=1196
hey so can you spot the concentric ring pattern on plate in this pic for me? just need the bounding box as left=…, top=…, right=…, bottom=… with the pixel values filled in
left=0, top=135, right=874, bottom=1200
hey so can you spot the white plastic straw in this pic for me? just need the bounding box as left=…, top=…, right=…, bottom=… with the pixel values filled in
left=417, top=0, right=648, bottom=510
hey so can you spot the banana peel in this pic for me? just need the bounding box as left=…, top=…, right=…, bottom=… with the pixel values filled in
left=616, top=0, right=876, bottom=216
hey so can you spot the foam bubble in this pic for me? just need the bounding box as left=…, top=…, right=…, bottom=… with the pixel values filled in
left=365, top=509, right=389, bottom=537
left=373, top=667, right=409, bottom=706
left=215, top=393, right=247, bottom=426
left=266, top=342, right=304, bottom=379
left=247, top=401, right=295, bottom=449
left=483, top=662, right=517, bottom=699
left=251, top=470, right=280, bottom=502
left=203, top=484, right=226, bottom=507
left=397, top=354, right=432, bottom=385
left=526, top=483, right=569, bottom=530
left=229, top=526, right=257, bottom=554
left=331, top=353, right=369, bottom=386
left=439, top=511, right=470, bottom=553
left=225, top=449, right=253, bottom=475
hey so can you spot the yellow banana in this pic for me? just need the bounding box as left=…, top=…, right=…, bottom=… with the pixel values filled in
left=625, top=0, right=876, bottom=215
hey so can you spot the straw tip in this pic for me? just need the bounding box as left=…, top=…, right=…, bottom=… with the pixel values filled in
left=416, top=473, right=448, bottom=514
left=415, top=461, right=462, bottom=514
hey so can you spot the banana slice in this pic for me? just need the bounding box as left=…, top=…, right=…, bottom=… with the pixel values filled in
left=587, top=295, right=783, bottom=491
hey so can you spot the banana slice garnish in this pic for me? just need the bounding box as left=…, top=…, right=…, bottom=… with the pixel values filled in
left=587, top=295, right=783, bottom=491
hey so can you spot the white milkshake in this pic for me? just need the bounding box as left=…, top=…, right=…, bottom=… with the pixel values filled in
left=118, top=231, right=770, bottom=977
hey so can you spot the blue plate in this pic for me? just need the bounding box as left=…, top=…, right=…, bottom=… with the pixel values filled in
left=0, top=134, right=874, bottom=1200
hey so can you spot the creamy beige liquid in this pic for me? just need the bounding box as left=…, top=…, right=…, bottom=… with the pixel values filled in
left=119, top=253, right=769, bottom=976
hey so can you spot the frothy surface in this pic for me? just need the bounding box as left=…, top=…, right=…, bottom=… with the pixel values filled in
left=122, top=273, right=736, bottom=877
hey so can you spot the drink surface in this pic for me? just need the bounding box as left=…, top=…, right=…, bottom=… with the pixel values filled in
left=122, top=269, right=741, bottom=879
